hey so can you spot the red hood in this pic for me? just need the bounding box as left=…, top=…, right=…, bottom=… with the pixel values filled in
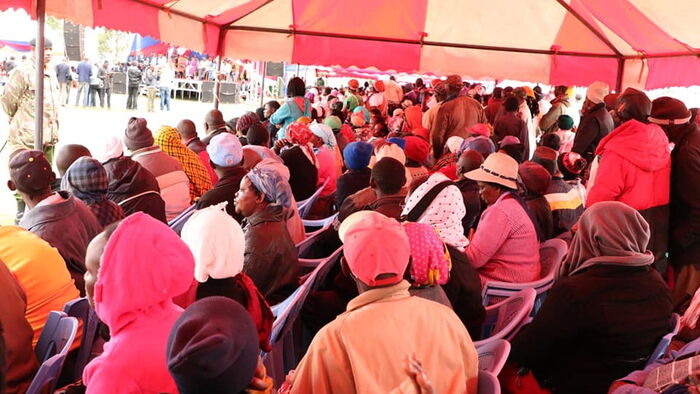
left=94, top=213, right=194, bottom=332
left=595, top=119, right=671, bottom=172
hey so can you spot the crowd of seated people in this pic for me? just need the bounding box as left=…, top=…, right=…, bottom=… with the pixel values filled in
left=3, top=74, right=700, bottom=394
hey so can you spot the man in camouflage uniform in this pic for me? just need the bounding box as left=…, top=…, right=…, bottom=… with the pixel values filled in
left=1, top=37, right=60, bottom=222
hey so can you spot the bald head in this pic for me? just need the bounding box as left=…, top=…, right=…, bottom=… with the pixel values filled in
left=457, top=150, right=484, bottom=179
left=56, top=144, right=92, bottom=176
left=204, top=109, right=225, bottom=133
left=177, top=119, right=197, bottom=141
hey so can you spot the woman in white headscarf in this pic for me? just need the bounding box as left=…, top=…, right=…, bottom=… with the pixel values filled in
left=181, top=203, right=274, bottom=352
left=309, top=122, right=342, bottom=198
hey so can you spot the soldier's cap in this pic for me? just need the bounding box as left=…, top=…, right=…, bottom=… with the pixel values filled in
left=29, top=37, right=53, bottom=49
left=9, top=149, right=55, bottom=194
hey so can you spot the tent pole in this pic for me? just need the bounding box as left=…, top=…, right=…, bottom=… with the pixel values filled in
left=260, top=61, right=266, bottom=107
left=615, top=58, right=625, bottom=93
left=214, top=56, right=222, bottom=109
left=34, top=0, right=46, bottom=150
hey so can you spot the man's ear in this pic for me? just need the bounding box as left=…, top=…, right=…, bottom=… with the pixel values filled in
left=370, top=178, right=377, bottom=189
left=7, top=180, right=16, bottom=192
left=49, top=171, right=56, bottom=184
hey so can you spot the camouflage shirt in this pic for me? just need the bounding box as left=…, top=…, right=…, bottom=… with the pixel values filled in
left=1, top=58, right=59, bottom=153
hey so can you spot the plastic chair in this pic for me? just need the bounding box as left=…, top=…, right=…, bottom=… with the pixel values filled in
left=27, top=315, right=79, bottom=394
left=168, top=203, right=196, bottom=235
left=303, top=212, right=339, bottom=231
left=482, top=238, right=568, bottom=316
left=296, top=179, right=328, bottom=219
left=646, top=313, right=681, bottom=365
left=35, top=311, right=73, bottom=364
left=295, top=220, right=333, bottom=258
left=63, top=297, right=100, bottom=382
left=477, top=339, right=511, bottom=375
left=474, top=288, right=536, bottom=348
left=478, top=370, right=501, bottom=394
left=264, top=247, right=342, bottom=385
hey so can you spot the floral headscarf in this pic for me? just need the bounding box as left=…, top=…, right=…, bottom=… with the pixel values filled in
left=286, top=122, right=314, bottom=145
left=403, top=222, right=452, bottom=286
left=246, top=166, right=294, bottom=209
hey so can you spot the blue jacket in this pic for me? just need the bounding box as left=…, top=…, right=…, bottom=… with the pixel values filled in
left=76, top=61, right=92, bottom=83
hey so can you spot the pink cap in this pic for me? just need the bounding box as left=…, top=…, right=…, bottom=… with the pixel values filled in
left=340, top=211, right=410, bottom=287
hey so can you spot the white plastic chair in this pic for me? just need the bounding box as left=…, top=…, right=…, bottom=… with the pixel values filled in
left=646, top=313, right=681, bottom=365
left=27, top=313, right=79, bottom=394
left=478, top=370, right=501, bottom=394
left=296, top=179, right=328, bottom=219
left=482, top=238, right=568, bottom=316
left=477, top=339, right=511, bottom=375
left=474, top=288, right=536, bottom=348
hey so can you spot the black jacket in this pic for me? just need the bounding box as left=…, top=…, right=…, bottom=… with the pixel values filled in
left=669, top=123, right=700, bottom=270
left=126, top=66, right=142, bottom=87
left=335, top=168, right=371, bottom=208
left=572, top=103, right=614, bottom=164
left=196, top=167, right=247, bottom=222
left=104, top=156, right=167, bottom=223
left=280, top=146, right=319, bottom=201
left=511, top=265, right=672, bottom=394
left=456, top=178, right=482, bottom=235
left=243, top=205, right=299, bottom=305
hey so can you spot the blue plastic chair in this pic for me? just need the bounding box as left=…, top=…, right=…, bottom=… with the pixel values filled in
left=474, top=288, right=536, bottom=348
left=168, top=203, right=197, bottom=235
left=27, top=315, right=79, bottom=394
left=477, top=339, right=511, bottom=375
left=264, top=247, right=343, bottom=386
left=646, top=313, right=681, bottom=365
left=296, top=179, right=328, bottom=219
left=482, top=238, right=568, bottom=316
left=302, top=212, right=339, bottom=232
left=63, top=297, right=101, bottom=382
left=35, top=311, right=68, bottom=364
left=478, top=370, right=501, bottom=394
left=295, top=221, right=333, bottom=259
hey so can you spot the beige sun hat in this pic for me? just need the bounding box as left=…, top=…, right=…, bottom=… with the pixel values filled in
left=465, top=152, right=519, bottom=190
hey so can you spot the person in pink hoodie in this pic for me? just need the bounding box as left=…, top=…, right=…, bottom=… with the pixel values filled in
left=82, top=212, right=195, bottom=393
left=587, top=87, right=671, bottom=274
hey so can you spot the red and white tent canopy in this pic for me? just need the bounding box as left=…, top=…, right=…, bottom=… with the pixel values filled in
left=4, top=0, right=700, bottom=89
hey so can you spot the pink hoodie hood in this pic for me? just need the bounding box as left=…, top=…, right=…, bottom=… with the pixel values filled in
left=94, top=212, right=194, bottom=332
left=595, top=119, right=671, bottom=172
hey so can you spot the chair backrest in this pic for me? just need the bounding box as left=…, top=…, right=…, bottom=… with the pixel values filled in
left=35, top=311, right=66, bottom=364
left=295, top=221, right=333, bottom=258
left=647, top=313, right=681, bottom=365
left=477, top=370, right=501, bottom=394
left=26, top=353, right=69, bottom=394
left=27, top=316, right=79, bottom=394
left=297, top=179, right=328, bottom=219
left=302, top=212, right=339, bottom=231
left=168, top=203, right=197, bottom=235
left=481, top=238, right=568, bottom=312
left=477, top=339, right=511, bottom=375
left=268, top=247, right=343, bottom=347
left=474, top=288, right=536, bottom=348
left=63, top=297, right=100, bottom=382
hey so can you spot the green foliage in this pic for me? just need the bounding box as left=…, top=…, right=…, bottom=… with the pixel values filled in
left=97, top=28, right=130, bottom=61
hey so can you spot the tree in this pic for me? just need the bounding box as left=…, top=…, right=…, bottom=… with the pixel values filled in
left=46, top=16, right=62, bottom=31
left=97, top=28, right=130, bottom=62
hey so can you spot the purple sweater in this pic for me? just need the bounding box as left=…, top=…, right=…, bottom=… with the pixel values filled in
left=465, top=192, right=541, bottom=285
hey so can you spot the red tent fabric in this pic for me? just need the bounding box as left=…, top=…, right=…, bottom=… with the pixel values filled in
left=3, top=0, right=699, bottom=89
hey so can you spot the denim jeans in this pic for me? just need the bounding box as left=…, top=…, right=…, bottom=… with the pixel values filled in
left=159, top=87, right=171, bottom=111
left=75, top=81, right=89, bottom=106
